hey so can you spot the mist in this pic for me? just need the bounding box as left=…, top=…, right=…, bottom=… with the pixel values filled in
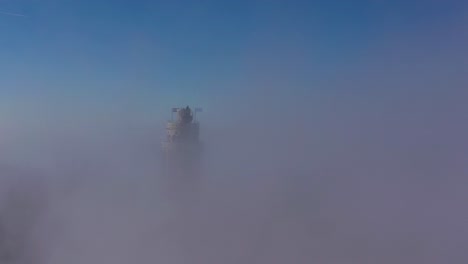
left=1, top=84, right=467, bottom=264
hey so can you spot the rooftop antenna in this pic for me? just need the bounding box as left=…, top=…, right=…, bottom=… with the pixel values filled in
left=194, top=107, right=203, bottom=122
left=171, top=107, right=179, bottom=121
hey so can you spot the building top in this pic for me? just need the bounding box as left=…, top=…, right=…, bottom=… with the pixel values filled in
left=164, top=106, right=202, bottom=145
left=177, top=106, right=193, bottom=124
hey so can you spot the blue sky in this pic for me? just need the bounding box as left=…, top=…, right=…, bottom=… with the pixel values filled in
left=0, top=0, right=467, bottom=125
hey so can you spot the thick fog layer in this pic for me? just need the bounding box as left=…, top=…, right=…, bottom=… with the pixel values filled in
left=1, top=87, right=467, bottom=264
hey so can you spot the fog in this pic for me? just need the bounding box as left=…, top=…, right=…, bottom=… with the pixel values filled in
left=1, top=12, right=468, bottom=264
left=1, top=89, right=467, bottom=264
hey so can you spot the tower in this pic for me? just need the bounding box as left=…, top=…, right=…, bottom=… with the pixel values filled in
left=161, top=106, right=202, bottom=177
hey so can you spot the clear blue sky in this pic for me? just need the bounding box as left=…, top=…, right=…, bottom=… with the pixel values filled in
left=0, top=0, right=467, bottom=124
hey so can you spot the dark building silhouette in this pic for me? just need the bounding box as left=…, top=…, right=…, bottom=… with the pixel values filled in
left=161, top=106, right=203, bottom=179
